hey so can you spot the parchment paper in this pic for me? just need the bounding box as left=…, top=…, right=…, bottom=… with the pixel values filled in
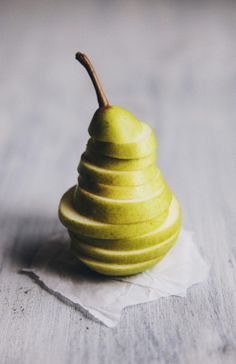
left=22, top=228, right=209, bottom=327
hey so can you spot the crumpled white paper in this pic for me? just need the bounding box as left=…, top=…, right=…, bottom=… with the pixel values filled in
left=22, top=228, right=209, bottom=327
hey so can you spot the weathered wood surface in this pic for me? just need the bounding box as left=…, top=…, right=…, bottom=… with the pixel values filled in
left=0, top=0, right=236, bottom=363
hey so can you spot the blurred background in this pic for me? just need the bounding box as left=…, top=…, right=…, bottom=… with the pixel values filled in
left=0, top=1, right=236, bottom=363
left=1, top=0, right=235, bottom=220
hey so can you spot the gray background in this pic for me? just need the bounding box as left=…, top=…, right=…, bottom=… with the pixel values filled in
left=0, top=0, right=236, bottom=363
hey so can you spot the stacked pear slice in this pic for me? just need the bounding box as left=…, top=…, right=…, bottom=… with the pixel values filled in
left=59, top=52, right=181, bottom=276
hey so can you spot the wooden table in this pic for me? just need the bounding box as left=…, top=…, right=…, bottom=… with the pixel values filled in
left=0, top=1, right=235, bottom=363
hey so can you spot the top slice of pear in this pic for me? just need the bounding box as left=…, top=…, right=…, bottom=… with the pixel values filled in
left=89, top=105, right=143, bottom=143
left=87, top=122, right=156, bottom=159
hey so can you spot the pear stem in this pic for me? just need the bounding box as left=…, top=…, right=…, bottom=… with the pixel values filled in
left=75, top=52, right=110, bottom=108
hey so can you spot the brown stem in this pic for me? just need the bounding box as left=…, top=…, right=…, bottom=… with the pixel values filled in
left=75, top=52, right=110, bottom=108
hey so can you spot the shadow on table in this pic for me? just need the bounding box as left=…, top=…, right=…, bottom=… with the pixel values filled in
left=5, top=212, right=109, bottom=321
left=6, top=212, right=104, bottom=323
left=5, top=213, right=61, bottom=267
left=20, top=234, right=110, bottom=324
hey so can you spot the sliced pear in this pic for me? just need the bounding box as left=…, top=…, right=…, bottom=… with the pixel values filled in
left=58, top=52, right=182, bottom=276
left=70, top=197, right=181, bottom=250
left=73, top=184, right=172, bottom=224
left=59, top=186, right=169, bottom=239
left=87, top=122, right=156, bottom=159
left=82, top=150, right=156, bottom=171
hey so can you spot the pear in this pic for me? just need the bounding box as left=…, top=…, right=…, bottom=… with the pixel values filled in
left=59, top=52, right=181, bottom=276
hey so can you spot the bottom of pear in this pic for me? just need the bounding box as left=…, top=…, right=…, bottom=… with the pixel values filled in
left=71, top=230, right=179, bottom=265
left=69, top=223, right=180, bottom=276
left=72, top=248, right=164, bottom=276
left=60, top=187, right=181, bottom=276
left=67, top=196, right=181, bottom=276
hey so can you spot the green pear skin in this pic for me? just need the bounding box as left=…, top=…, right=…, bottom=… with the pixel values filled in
left=58, top=52, right=181, bottom=276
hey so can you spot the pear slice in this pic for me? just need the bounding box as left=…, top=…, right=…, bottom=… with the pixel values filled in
left=78, top=160, right=157, bottom=186
left=59, top=186, right=169, bottom=239
left=78, top=157, right=158, bottom=186
left=72, top=250, right=163, bottom=276
left=73, top=184, right=172, bottom=224
left=77, top=172, right=164, bottom=200
left=82, top=151, right=156, bottom=171
left=71, top=230, right=179, bottom=265
left=87, top=122, right=156, bottom=159
left=70, top=196, right=181, bottom=250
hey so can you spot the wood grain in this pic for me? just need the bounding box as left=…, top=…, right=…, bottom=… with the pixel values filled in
left=0, top=0, right=236, bottom=363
